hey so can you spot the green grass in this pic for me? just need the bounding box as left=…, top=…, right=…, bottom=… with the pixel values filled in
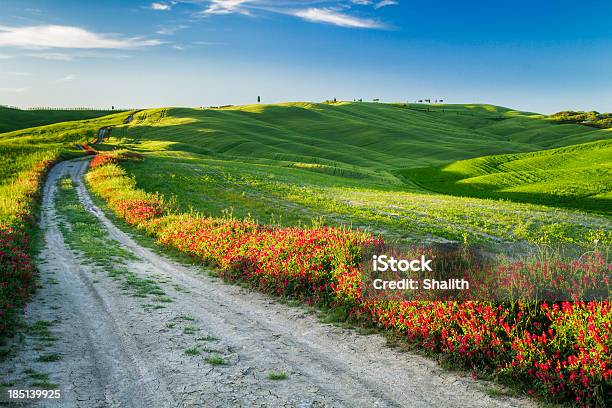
left=55, top=177, right=170, bottom=302
left=30, top=380, right=59, bottom=389
left=204, top=355, right=226, bottom=365
left=115, top=103, right=608, bottom=175
left=267, top=371, right=288, bottom=380
left=196, top=335, right=218, bottom=342
left=29, top=320, right=57, bottom=343
left=55, top=178, right=134, bottom=267
left=0, top=103, right=612, bottom=260
left=184, top=346, right=200, bottom=356
left=0, top=106, right=121, bottom=134
left=36, top=353, right=62, bottom=362
left=1, top=101, right=608, bottom=249
left=104, top=102, right=610, bottom=245
left=0, top=110, right=133, bottom=229
left=24, top=369, right=49, bottom=381
left=403, top=139, right=612, bottom=214
left=183, top=326, right=200, bottom=335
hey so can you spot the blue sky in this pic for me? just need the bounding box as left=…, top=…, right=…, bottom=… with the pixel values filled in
left=0, top=0, right=610, bottom=113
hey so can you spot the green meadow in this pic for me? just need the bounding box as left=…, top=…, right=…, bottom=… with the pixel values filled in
left=403, top=139, right=612, bottom=214
left=0, top=106, right=118, bottom=134
left=0, top=111, right=133, bottom=227
left=0, top=102, right=609, bottom=244
left=94, top=102, right=611, bottom=246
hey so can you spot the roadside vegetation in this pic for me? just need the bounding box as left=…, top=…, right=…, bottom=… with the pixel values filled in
left=87, top=152, right=610, bottom=406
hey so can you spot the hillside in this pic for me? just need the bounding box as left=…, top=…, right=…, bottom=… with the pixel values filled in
left=0, top=106, right=119, bottom=133
left=1, top=101, right=608, bottom=243
left=0, top=110, right=134, bottom=233
left=402, top=139, right=612, bottom=214
left=117, top=102, right=609, bottom=180
left=0, top=111, right=133, bottom=186
left=101, top=102, right=611, bottom=244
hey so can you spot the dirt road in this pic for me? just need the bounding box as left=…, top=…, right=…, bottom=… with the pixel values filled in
left=0, top=159, right=534, bottom=407
left=94, top=127, right=110, bottom=144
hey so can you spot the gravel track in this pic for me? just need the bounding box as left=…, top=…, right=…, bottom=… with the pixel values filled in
left=0, top=159, right=535, bottom=408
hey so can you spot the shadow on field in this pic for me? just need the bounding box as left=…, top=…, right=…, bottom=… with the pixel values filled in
left=402, top=166, right=612, bottom=215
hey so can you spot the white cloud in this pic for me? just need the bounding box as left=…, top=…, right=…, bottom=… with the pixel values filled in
left=0, top=25, right=163, bottom=49
left=374, top=0, right=398, bottom=9
left=151, top=2, right=172, bottom=10
left=0, top=54, right=13, bottom=59
left=204, top=0, right=253, bottom=15
left=292, top=8, right=385, bottom=29
left=56, top=74, right=76, bottom=83
left=197, top=1, right=392, bottom=29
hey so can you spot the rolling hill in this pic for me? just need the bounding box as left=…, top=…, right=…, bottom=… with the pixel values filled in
left=0, top=111, right=133, bottom=185
left=95, top=102, right=611, bottom=244
left=402, top=139, right=612, bottom=214
left=0, top=111, right=133, bottom=233
left=0, top=106, right=119, bottom=133
left=0, top=101, right=609, bottom=243
left=122, top=103, right=609, bottom=168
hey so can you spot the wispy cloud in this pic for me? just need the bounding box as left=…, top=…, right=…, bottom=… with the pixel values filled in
left=0, top=25, right=163, bottom=49
left=55, top=74, right=76, bottom=83
left=292, top=8, right=385, bottom=29
left=196, top=1, right=392, bottom=29
left=151, top=2, right=172, bottom=11
left=204, top=0, right=253, bottom=15
left=0, top=54, right=13, bottom=59
left=374, top=0, right=397, bottom=9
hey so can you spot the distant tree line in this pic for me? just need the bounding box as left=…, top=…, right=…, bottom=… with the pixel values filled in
left=0, top=104, right=133, bottom=111
left=549, top=110, right=612, bottom=129
left=25, top=107, right=131, bottom=111
left=417, top=99, right=444, bottom=103
left=326, top=98, right=446, bottom=104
